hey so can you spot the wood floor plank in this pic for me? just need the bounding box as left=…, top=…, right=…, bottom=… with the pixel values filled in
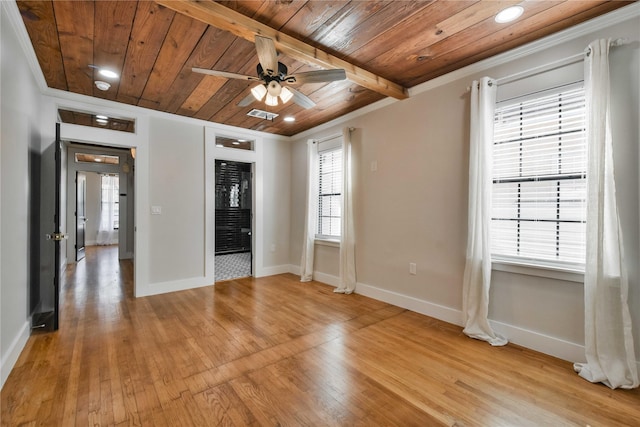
left=2, top=246, right=638, bottom=426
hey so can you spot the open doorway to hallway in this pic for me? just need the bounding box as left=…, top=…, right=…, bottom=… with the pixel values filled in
left=66, top=143, right=134, bottom=264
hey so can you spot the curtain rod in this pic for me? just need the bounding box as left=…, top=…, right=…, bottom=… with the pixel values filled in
left=467, top=38, right=631, bottom=90
left=313, top=127, right=354, bottom=143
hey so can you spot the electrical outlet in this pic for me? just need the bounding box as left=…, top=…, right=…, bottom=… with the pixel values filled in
left=151, top=206, right=162, bottom=215
left=371, top=160, right=378, bottom=172
left=409, top=263, right=417, bottom=275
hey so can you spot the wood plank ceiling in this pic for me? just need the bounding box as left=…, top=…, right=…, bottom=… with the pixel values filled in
left=17, top=0, right=631, bottom=137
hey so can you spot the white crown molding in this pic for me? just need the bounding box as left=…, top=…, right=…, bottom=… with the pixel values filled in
left=2, top=0, right=48, bottom=92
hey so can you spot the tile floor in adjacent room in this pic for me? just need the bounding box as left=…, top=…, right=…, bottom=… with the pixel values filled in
left=215, top=251, right=251, bottom=281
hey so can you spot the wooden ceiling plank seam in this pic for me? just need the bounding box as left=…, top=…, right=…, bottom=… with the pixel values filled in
left=399, top=0, right=566, bottom=86
left=52, top=0, right=95, bottom=96
left=254, top=0, right=310, bottom=31
left=139, top=13, right=209, bottom=104
left=327, top=1, right=432, bottom=58
left=116, top=1, right=176, bottom=102
left=16, top=1, right=68, bottom=90
left=363, top=0, right=523, bottom=80
left=92, top=1, right=138, bottom=103
left=154, top=0, right=409, bottom=100
left=350, top=0, right=478, bottom=79
left=163, top=34, right=255, bottom=113
left=416, top=0, right=629, bottom=84
left=277, top=0, right=351, bottom=41
left=336, top=0, right=445, bottom=58
left=127, top=2, right=179, bottom=102
left=306, top=0, right=388, bottom=54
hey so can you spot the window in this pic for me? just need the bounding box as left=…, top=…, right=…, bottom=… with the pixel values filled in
left=100, top=175, right=119, bottom=231
left=317, top=146, right=342, bottom=239
left=491, top=86, right=586, bottom=269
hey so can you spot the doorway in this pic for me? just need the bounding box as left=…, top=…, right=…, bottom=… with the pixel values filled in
left=215, top=159, right=252, bottom=281
left=66, top=144, right=133, bottom=264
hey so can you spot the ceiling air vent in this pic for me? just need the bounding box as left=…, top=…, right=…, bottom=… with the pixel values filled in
left=247, top=109, right=279, bottom=121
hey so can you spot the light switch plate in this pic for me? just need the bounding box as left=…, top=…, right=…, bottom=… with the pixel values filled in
left=151, top=206, right=162, bottom=215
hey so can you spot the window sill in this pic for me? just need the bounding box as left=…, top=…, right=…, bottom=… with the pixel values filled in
left=492, top=258, right=584, bottom=283
left=314, top=238, right=340, bottom=248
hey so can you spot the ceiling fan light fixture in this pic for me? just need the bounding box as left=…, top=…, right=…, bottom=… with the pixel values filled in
left=495, top=5, right=524, bottom=23
left=280, top=87, right=293, bottom=104
left=283, top=116, right=295, bottom=122
left=265, top=93, right=279, bottom=106
left=251, top=84, right=267, bottom=101
left=267, top=80, right=282, bottom=97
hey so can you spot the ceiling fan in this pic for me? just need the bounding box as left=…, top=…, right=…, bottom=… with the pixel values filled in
left=192, top=36, right=346, bottom=109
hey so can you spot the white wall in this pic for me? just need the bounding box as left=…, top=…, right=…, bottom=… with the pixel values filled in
left=1, top=4, right=50, bottom=387
left=148, top=118, right=205, bottom=284
left=289, top=9, right=640, bottom=363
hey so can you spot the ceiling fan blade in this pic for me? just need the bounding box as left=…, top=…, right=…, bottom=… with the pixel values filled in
left=237, top=92, right=256, bottom=107
left=287, top=87, right=316, bottom=109
left=192, top=67, right=261, bottom=81
left=285, top=69, right=346, bottom=85
left=255, top=36, right=278, bottom=76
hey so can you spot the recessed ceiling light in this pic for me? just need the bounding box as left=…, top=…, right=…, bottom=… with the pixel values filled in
left=95, top=158, right=103, bottom=162
left=495, top=5, right=524, bottom=23
left=98, top=69, right=119, bottom=79
left=283, top=116, right=295, bottom=122
left=237, top=139, right=248, bottom=142
left=232, top=141, right=241, bottom=145
left=96, top=118, right=108, bottom=125
left=95, top=81, right=111, bottom=91
left=216, top=144, right=224, bottom=148
left=96, top=114, right=108, bottom=120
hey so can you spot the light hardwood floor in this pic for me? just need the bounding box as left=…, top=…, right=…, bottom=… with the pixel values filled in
left=2, top=246, right=639, bottom=426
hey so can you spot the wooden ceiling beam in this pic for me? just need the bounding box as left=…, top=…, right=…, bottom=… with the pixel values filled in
left=154, top=0, right=409, bottom=100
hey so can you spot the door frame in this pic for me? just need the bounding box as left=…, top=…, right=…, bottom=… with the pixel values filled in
left=205, top=127, right=264, bottom=282
left=65, top=143, right=134, bottom=263
left=214, top=159, right=254, bottom=278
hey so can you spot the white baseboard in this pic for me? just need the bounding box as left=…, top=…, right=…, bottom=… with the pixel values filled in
left=286, top=265, right=341, bottom=287
left=285, top=268, right=598, bottom=364
left=489, top=320, right=585, bottom=362
left=355, top=281, right=464, bottom=327
left=256, top=264, right=290, bottom=278
left=1, top=321, right=30, bottom=389
left=288, top=264, right=301, bottom=276
left=136, top=276, right=214, bottom=297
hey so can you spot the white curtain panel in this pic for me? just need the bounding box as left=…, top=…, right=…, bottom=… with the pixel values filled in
left=462, top=77, right=507, bottom=346
left=335, top=127, right=356, bottom=294
left=96, top=175, right=118, bottom=246
left=573, top=39, right=638, bottom=389
left=300, top=139, right=319, bottom=282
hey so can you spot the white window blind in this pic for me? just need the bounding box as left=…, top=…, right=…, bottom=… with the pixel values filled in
left=317, top=146, right=342, bottom=238
left=492, top=86, right=586, bottom=268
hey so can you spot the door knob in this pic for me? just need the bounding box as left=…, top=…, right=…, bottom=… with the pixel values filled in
left=46, top=233, right=68, bottom=241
